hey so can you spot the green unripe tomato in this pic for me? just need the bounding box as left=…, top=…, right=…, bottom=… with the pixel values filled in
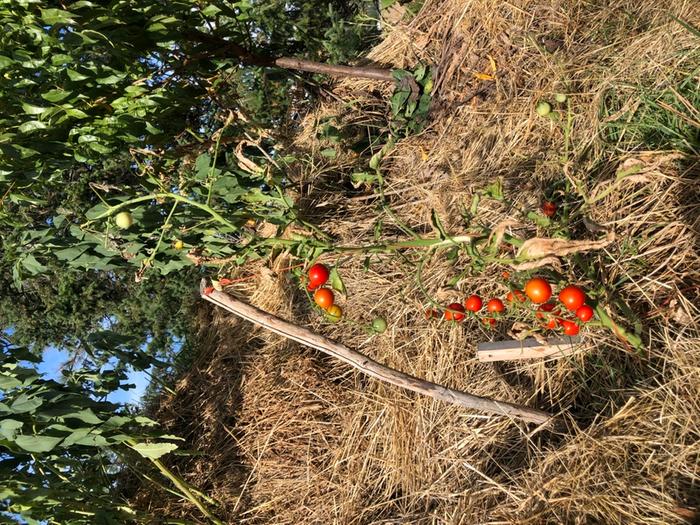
left=536, top=101, right=552, bottom=116
left=372, top=316, right=387, bottom=334
left=115, top=211, right=134, bottom=229
left=554, top=93, right=567, bottom=103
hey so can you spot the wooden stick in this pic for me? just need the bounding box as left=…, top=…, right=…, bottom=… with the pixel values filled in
left=477, top=337, right=580, bottom=362
left=200, top=280, right=552, bottom=425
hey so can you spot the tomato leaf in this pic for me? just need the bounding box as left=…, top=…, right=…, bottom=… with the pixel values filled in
left=329, top=266, right=346, bottom=294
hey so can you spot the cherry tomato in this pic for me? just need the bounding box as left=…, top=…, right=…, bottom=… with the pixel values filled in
left=464, top=295, right=483, bottom=312
left=202, top=286, right=215, bottom=296
left=560, top=319, right=580, bottom=336
left=486, top=298, right=505, bottom=313
left=372, top=316, right=387, bottom=333
left=501, top=271, right=511, bottom=280
left=524, top=277, right=552, bottom=304
left=506, top=290, right=526, bottom=303
left=327, top=304, right=342, bottom=322
left=313, top=287, right=334, bottom=310
left=425, top=308, right=439, bottom=319
left=559, top=285, right=586, bottom=311
left=482, top=317, right=496, bottom=327
left=308, top=263, right=330, bottom=290
left=444, top=303, right=466, bottom=322
left=541, top=201, right=557, bottom=217
left=575, top=304, right=594, bottom=322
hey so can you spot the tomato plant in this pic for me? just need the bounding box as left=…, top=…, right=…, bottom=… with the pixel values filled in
left=559, top=285, right=586, bottom=311
left=308, top=263, right=330, bottom=290
left=444, top=303, right=465, bottom=322
left=536, top=303, right=560, bottom=329
left=486, top=298, right=505, bottom=313
left=464, top=295, right=483, bottom=312
left=482, top=317, right=496, bottom=327
left=313, top=288, right=334, bottom=310
left=525, top=277, right=552, bottom=303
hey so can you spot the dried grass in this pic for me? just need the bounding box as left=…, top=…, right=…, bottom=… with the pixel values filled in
left=146, top=0, right=700, bottom=522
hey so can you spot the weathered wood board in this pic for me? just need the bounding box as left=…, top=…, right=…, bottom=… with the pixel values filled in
left=477, top=336, right=580, bottom=362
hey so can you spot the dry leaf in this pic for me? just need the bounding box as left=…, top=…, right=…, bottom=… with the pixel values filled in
left=235, top=140, right=263, bottom=174
left=517, top=231, right=615, bottom=260
left=511, top=256, right=563, bottom=272
left=487, top=219, right=518, bottom=250
left=419, top=146, right=429, bottom=161
left=474, top=72, right=494, bottom=81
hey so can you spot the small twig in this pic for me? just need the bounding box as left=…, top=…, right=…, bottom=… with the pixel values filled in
left=200, top=280, right=553, bottom=425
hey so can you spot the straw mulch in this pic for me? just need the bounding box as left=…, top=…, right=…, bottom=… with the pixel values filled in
left=148, top=0, right=700, bottom=523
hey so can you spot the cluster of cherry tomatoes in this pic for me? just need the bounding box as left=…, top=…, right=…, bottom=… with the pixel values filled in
left=306, top=263, right=343, bottom=321
left=427, top=277, right=595, bottom=336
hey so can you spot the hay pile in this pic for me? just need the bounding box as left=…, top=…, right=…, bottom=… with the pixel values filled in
left=150, top=0, right=700, bottom=522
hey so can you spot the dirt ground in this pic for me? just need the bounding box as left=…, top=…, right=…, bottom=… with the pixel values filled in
left=147, top=0, right=700, bottom=523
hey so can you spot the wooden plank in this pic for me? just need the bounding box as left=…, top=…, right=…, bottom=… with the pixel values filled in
left=477, top=336, right=580, bottom=362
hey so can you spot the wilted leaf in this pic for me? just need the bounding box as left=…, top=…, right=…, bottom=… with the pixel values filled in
left=517, top=231, right=615, bottom=260
left=474, top=72, right=494, bottom=81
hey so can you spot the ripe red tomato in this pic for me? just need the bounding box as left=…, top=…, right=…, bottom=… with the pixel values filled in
left=486, top=298, right=505, bottom=313
left=444, top=303, right=465, bottom=322
left=506, top=290, right=526, bottom=303
left=482, top=317, right=496, bottom=327
left=524, top=277, right=552, bottom=304
left=575, top=304, right=594, bottom=322
left=313, top=287, right=334, bottom=310
left=559, top=285, right=586, bottom=311
left=308, top=263, right=330, bottom=290
left=541, top=201, right=557, bottom=217
left=559, top=319, right=580, bottom=336
left=464, top=295, right=483, bottom=312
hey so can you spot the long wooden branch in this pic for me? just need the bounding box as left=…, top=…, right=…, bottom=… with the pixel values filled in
left=199, top=280, right=552, bottom=425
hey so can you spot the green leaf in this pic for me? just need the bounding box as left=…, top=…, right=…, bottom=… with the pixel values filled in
left=40, top=8, right=78, bottom=25
left=130, top=441, right=179, bottom=459
left=15, top=434, right=63, bottom=453
left=21, top=254, right=47, bottom=275
left=21, top=103, right=48, bottom=115
left=84, top=202, right=110, bottom=220
left=320, top=147, right=337, bottom=158
left=0, top=55, right=13, bottom=69
left=329, top=266, right=346, bottom=294
left=18, top=121, right=47, bottom=133
left=430, top=209, right=448, bottom=240
left=41, top=89, right=72, bottom=102
left=10, top=394, right=43, bottom=414
left=195, top=153, right=212, bottom=181
left=0, top=419, right=24, bottom=440
left=67, top=69, right=90, bottom=81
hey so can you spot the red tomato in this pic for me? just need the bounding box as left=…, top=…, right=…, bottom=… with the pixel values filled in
left=308, top=263, right=330, bottom=290
left=486, top=298, right=505, bottom=313
left=524, top=277, right=552, bottom=304
left=559, top=285, right=586, bottom=311
left=444, top=303, right=465, bottom=322
left=501, top=271, right=511, bottom=280
left=482, top=317, right=496, bottom=327
left=313, top=287, right=334, bottom=310
left=506, top=290, right=526, bottom=303
left=203, top=286, right=215, bottom=296
left=560, top=319, right=580, bottom=336
left=575, top=304, right=594, bottom=322
left=541, top=201, right=557, bottom=217
left=219, top=278, right=233, bottom=286
left=464, top=295, right=483, bottom=312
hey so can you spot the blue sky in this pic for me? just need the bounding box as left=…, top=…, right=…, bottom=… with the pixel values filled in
left=37, top=346, right=150, bottom=405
